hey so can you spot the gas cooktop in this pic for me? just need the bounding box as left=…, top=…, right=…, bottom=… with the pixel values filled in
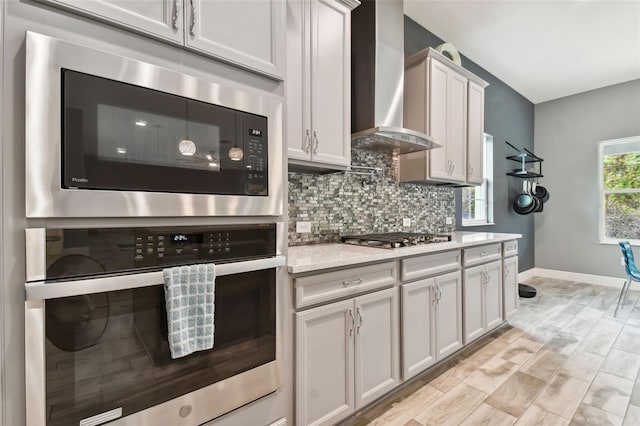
left=341, top=232, right=452, bottom=249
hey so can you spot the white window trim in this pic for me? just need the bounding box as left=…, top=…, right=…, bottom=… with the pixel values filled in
left=598, top=135, right=640, bottom=246
left=462, top=133, right=494, bottom=227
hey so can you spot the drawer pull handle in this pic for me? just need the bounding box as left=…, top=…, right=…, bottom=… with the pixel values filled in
left=342, top=278, right=362, bottom=286
left=480, top=252, right=489, bottom=256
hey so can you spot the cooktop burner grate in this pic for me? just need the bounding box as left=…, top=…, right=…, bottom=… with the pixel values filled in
left=341, top=232, right=452, bottom=249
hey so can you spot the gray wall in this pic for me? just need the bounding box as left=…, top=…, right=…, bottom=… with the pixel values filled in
left=534, top=80, right=640, bottom=278
left=405, top=17, right=536, bottom=271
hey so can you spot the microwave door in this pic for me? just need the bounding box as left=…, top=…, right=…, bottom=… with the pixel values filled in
left=62, top=70, right=246, bottom=195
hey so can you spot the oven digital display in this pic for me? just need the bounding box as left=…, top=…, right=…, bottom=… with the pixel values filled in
left=170, top=234, right=203, bottom=244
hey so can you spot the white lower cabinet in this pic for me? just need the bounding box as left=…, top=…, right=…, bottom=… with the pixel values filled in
left=463, top=260, right=503, bottom=344
left=503, top=255, right=519, bottom=320
left=296, top=287, right=400, bottom=426
left=401, top=270, right=462, bottom=380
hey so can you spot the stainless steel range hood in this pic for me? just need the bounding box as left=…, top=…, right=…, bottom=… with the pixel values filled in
left=351, top=0, right=441, bottom=154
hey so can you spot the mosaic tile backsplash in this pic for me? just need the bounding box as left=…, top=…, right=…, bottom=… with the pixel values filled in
left=288, top=150, right=456, bottom=245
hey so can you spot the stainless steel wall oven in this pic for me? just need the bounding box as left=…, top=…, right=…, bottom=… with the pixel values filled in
left=25, top=32, right=283, bottom=218
left=25, top=224, right=285, bottom=426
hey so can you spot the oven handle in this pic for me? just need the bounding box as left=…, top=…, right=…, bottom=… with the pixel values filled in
left=24, top=255, right=286, bottom=301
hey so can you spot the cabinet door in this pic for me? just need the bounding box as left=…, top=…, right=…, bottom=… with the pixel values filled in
left=296, top=300, right=355, bottom=426
left=186, top=0, right=286, bottom=79
left=309, top=0, right=351, bottom=167
left=354, top=288, right=400, bottom=409
left=503, top=256, right=519, bottom=320
left=427, top=59, right=449, bottom=180
left=467, top=81, right=485, bottom=184
left=447, top=69, right=468, bottom=182
left=37, top=0, right=183, bottom=43
left=286, top=0, right=312, bottom=161
left=435, top=270, right=463, bottom=359
left=484, top=260, right=504, bottom=331
left=401, top=278, right=436, bottom=380
left=463, top=264, right=485, bottom=344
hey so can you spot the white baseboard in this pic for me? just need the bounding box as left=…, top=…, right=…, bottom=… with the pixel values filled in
left=518, top=267, right=626, bottom=289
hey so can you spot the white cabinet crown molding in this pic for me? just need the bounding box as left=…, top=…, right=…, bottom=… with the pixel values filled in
left=335, top=0, right=361, bottom=10
left=406, top=47, right=489, bottom=88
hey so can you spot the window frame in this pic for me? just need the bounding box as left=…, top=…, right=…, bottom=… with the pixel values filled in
left=462, top=133, right=494, bottom=227
left=598, top=135, right=640, bottom=246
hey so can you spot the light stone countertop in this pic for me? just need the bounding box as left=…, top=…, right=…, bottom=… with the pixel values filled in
left=287, top=231, right=522, bottom=274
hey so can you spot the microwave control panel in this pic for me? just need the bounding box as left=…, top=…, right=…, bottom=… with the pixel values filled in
left=243, top=116, right=268, bottom=196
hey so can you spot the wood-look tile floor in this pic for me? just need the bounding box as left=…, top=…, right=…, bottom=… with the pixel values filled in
left=342, top=276, right=640, bottom=426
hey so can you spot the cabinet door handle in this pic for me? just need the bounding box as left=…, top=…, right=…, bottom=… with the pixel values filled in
left=302, top=129, right=311, bottom=153
left=469, top=165, right=473, bottom=176
left=356, top=307, right=363, bottom=333
left=437, top=285, right=442, bottom=302
left=348, top=309, right=355, bottom=336
left=505, top=267, right=510, bottom=277
left=312, top=131, right=319, bottom=155
left=189, top=0, right=196, bottom=36
left=172, top=0, right=179, bottom=30
left=432, top=286, right=437, bottom=305
left=451, top=162, right=455, bottom=174
left=447, top=160, right=452, bottom=174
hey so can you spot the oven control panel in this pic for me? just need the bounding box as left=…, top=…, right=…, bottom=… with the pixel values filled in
left=134, top=231, right=233, bottom=265
left=43, top=224, right=276, bottom=280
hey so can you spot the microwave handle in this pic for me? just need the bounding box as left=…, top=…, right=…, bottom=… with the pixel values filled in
left=24, top=255, right=286, bottom=301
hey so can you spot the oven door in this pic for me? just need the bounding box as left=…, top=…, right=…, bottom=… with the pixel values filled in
left=25, top=256, right=285, bottom=426
left=25, top=31, right=283, bottom=218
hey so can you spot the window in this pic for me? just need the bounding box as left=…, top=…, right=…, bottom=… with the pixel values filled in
left=599, top=136, right=640, bottom=244
left=462, top=133, right=494, bottom=226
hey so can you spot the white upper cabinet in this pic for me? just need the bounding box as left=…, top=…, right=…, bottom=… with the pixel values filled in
left=286, top=0, right=358, bottom=170
left=186, top=0, right=285, bottom=79
left=467, top=80, right=485, bottom=184
left=400, top=47, right=488, bottom=185
left=36, top=0, right=286, bottom=80
left=36, top=0, right=184, bottom=43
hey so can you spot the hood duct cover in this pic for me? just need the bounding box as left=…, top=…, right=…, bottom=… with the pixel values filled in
left=351, top=0, right=441, bottom=154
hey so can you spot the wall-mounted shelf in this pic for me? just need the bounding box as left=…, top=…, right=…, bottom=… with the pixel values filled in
left=505, top=141, right=543, bottom=178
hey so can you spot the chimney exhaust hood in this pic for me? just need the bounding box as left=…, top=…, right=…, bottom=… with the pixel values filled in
left=351, top=0, right=440, bottom=154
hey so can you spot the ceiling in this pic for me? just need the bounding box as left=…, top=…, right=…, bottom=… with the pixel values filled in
left=404, top=0, right=640, bottom=104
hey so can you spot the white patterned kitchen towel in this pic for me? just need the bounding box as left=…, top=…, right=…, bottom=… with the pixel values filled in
left=163, top=263, right=215, bottom=359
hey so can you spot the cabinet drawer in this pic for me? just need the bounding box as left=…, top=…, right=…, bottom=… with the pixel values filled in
left=463, top=244, right=501, bottom=267
left=503, top=240, right=518, bottom=258
left=401, top=250, right=461, bottom=282
left=294, top=262, right=397, bottom=309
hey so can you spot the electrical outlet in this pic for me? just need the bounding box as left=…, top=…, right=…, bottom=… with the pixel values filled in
left=403, top=218, right=411, bottom=227
left=445, top=217, right=453, bottom=225
left=296, top=221, right=311, bottom=233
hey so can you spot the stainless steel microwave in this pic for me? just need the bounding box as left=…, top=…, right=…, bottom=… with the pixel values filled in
left=25, top=32, right=283, bottom=218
